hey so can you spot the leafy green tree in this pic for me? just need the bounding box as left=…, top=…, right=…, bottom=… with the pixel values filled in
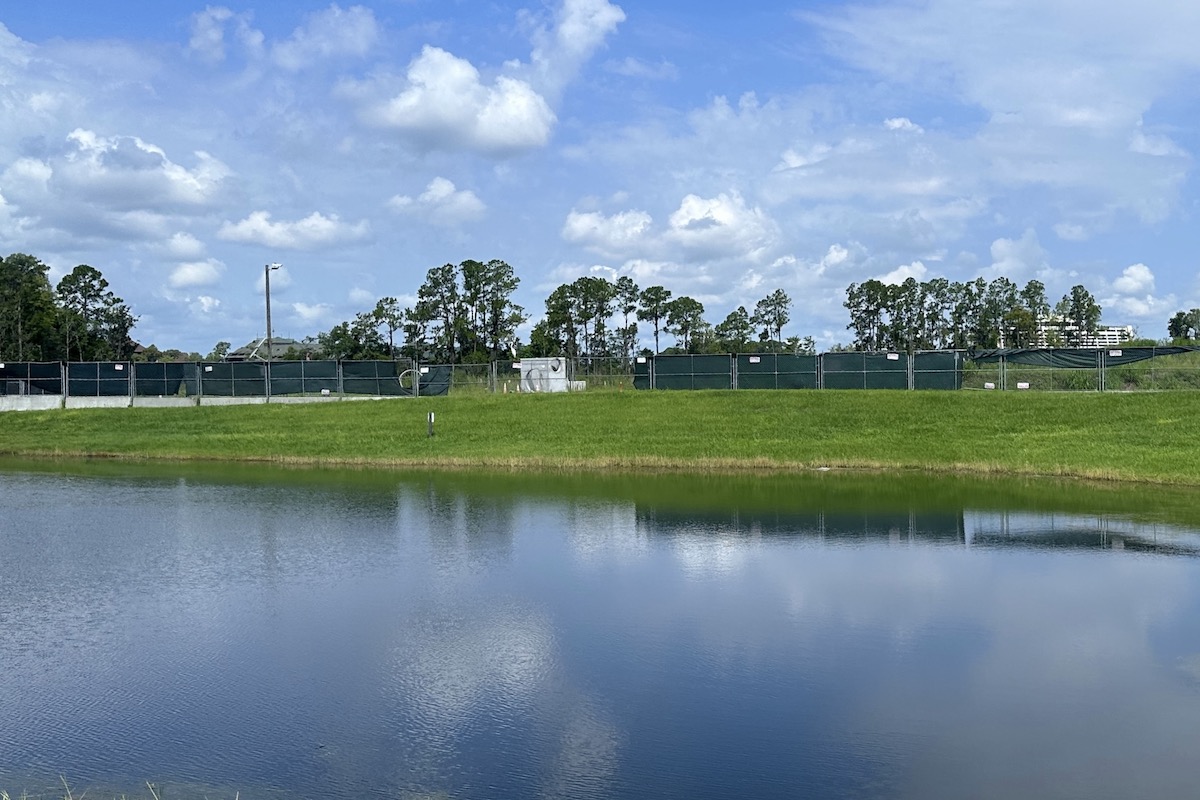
left=614, top=276, right=639, bottom=361
left=0, top=253, right=57, bottom=360
left=374, top=297, right=405, bottom=359
left=715, top=306, right=755, bottom=352
left=752, top=288, right=792, bottom=350
left=206, top=341, right=231, bottom=361
left=56, top=264, right=137, bottom=360
left=844, top=279, right=888, bottom=350
left=417, top=263, right=464, bottom=363
left=637, top=285, right=672, bottom=354
left=665, top=296, right=705, bottom=352
left=480, top=259, right=525, bottom=359
left=786, top=335, right=817, bottom=355
left=318, top=312, right=388, bottom=360
left=1056, top=285, right=1101, bottom=346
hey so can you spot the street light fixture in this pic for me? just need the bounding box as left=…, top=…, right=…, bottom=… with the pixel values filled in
left=264, top=263, right=281, bottom=363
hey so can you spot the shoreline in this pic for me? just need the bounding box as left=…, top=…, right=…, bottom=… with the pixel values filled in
left=2, top=390, right=1200, bottom=486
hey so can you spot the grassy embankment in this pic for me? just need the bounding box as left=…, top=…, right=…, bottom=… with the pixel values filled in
left=2, top=389, right=1200, bottom=485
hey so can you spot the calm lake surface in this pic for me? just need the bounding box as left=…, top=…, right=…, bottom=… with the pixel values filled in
left=3, top=461, right=1200, bottom=799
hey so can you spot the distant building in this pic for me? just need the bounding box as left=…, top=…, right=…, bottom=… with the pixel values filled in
left=225, top=337, right=322, bottom=361
left=1034, top=317, right=1135, bottom=349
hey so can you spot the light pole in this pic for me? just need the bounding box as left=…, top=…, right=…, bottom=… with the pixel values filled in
left=265, top=263, right=281, bottom=402
left=264, top=263, right=281, bottom=362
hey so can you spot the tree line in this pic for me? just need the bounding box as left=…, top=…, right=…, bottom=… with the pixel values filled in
left=843, top=276, right=1104, bottom=352
left=4, top=249, right=1171, bottom=366
left=0, top=253, right=137, bottom=362
left=316, top=263, right=808, bottom=363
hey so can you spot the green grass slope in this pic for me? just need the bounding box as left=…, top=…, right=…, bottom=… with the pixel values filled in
left=1, top=390, right=1198, bottom=484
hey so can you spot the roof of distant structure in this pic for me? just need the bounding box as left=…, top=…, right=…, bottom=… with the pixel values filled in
left=225, top=337, right=320, bottom=361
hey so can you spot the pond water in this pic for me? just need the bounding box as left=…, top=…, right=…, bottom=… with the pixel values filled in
left=2, top=461, right=1200, bottom=800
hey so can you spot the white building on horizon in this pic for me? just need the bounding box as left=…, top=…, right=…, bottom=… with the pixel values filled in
left=1034, top=317, right=1135, bottom=349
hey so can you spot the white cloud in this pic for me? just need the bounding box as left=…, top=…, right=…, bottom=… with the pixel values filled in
left=388, top=177, right=486, bottom=226
left=561, top=208, right=653, bottom=255
left=1112, top=263, right=1155, bottom=295
left=218, top=210, right=370, bottom=249
left=528, top=0, right=626, bottom=96
left=272, top=5, right=378, bottom=71
left=348, top=287, right=374, bottom=305
left=604, top=57, right=677, bottom=81
left=169, top=259, right=224, bottom=289
left=665, top=192, right=779, bottom=262
left=3, top=130, right=230, bottom=216
left=1053, top=223, right=1089, bottom=242
left=876, top=260, right=928, bottom=284
left=884, top=117, right=923, bottom=133
left=987, top=229, right=1048, bottom=282
left=359, top=46, right=556, bottom=155
left=194, top=295, right=221, bottom=314
left=291, top=302, right=334, bottom=323
left=188, top=7, right=264, bottom=63
left=164, top=232, right=206, bottom=259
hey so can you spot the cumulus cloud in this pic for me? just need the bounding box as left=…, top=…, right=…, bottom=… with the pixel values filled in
left=291, top=302, right=334, bottom=323
left=348, top=287, right=374, bottom=305
left=884, top=117, right=923, bottom=133
left=388, top=177, right=486, bottom=226
left=4, top=129, right=230, bottom=213
left=665, top=192, right=779, bottom=261
left=876, top=260, right=928, bottom=284
left=987, top=229, right=1048, bottom=282
left=218, top=210, right=370, bottom=249
left=528, top=0, right=626, bottom=96
left=561, top=208, right=653, bottom=255
left=272, top=5, right=377, bottom=71
left=188, top=7, right=263, bottom=63
left=1110, top=263, right=1154, bottom=295
left=1102, top=264, right=1175, bottom=324
left=169, top=259, right=224, bottom=289
left=359, top=46, right=556, bottom=155
left=163, top=232, right=206, bottom=259
left=194, top=295, right=221, bottom=314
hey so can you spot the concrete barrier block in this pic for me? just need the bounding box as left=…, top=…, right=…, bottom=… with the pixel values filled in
left=65, top=396, right=132, bottom=410
left=0, top=396, right=64, bottom=413
left=199, top=397, right=268, bottom=406
left=133, top=396, right=200, bottom=408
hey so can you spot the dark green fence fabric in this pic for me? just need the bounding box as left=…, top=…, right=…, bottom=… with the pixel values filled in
left=822, top=352, right=908, bottom=389
left=342, top=360, right=404, bottom=395
left=267, top=360, right=338, bottom=396
left=67, top=362, right=132, bottom=396
left=200, top=362, right=266, bottom=396
left=971, top=347, right=1198, bottom=367
left=736, top=354, right=818, bottom=389
left=913, top=351, right=962, bottom=390
left=0, top=362, right=62, bottom=394
left=416, top=365, right=452, bottom=396
left=653, top=355, right=733, bottom=390
left=134, top=362, right=200, bottom=396
left=633, top=357, right=651, bottom=390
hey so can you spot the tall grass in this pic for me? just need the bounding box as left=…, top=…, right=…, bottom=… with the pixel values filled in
left=3, top=390, right=1200, bottom=484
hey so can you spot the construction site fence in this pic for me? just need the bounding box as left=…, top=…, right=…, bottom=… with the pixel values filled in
left=0, top=360, right=452, bottom=398
left=632, top=347, right=1200, bottom=392
left=7, top=347, right=1200, bottom=398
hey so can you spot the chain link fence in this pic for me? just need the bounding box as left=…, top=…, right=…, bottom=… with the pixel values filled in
left=6, top=349, right=1200, bottom=401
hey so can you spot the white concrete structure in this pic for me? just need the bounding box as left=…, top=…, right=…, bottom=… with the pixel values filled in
left=514, top=357, right=571, bottom=392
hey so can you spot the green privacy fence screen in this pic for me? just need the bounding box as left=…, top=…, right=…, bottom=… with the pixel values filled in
left=736, top=354, right=819, bottom=389
left=0, top=361, right=64, bottom=395
left=0, top=360, right=452, bottom=397
left=635, top=352, right=964, bottom=391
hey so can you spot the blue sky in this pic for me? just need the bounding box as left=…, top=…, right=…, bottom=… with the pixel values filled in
left=1, top=0, right=1197, bottom=353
